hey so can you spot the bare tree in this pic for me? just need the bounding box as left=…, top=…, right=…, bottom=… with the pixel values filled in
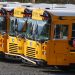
left=22, top=0, right=23, bottom=2
left=8, top=0, right=75, bottom=3
left=31, top=0, right=35, bottom=3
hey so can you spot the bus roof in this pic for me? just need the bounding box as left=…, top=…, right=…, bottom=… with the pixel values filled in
left=21, top=3, right=34, bottom=8
left=2, top=7, right=15, bottom=11
left=30, top=4, right=75, bottom=16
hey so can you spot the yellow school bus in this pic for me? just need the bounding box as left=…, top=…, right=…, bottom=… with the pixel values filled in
left=5, top=7, right=30, bottom=60
left=23, top=8, right=49, bottom=65
left=23, top=7, right=75, bottom=66
left=0, top=8, right=7, bottom=58
left=0, top=7, right=15, bottom=59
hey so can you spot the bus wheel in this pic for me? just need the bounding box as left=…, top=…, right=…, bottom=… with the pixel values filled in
left=36, top=60, right=47, bottom=67
left=0, top=51, right=5, bottom=59
left=58, top=66, right=70, bottom=71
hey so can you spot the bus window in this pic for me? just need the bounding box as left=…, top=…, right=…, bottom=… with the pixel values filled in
left=54, top=25, right=68, bottom=39
left=72, top=23, right=75, bottom=39
left=0, top=17, right=6, bottom=33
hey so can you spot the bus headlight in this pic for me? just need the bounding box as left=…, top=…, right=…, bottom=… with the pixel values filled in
left=2, top=44, right=4, bottom=48
left=42, top=51, right=46, bottom=55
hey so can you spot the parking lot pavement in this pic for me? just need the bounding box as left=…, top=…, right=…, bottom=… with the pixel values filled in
left=0, top=59, right=75, bottom=75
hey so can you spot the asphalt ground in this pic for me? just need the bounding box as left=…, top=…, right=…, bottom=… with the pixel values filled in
left=0, top=59, right=75, bottom=75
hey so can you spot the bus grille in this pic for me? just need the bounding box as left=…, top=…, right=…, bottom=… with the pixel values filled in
left=9, top=43, right=18, bottom=53
left=26, top=47, right=35, bottom=58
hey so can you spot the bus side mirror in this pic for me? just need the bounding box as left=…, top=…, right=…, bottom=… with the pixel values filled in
left=73, top=39, right=75, bottom=47
left=22, top=21, right=27, bottom=32
left=14, top=19, right=18, bottom=32
left=68, top=39, right=75, bottom=47
left=69, top=40, right=73, bottom=47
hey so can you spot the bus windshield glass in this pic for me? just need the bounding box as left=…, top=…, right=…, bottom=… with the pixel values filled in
left=9, top=17, right=27, bottom=36
left=0, top=16, right=6, bottom=34
left=25, top=19, right=50, bottom=41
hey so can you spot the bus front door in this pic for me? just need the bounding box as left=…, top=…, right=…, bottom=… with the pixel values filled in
left=47, top=20, right=71, bottom=66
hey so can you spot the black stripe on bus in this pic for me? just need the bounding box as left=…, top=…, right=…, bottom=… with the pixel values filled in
left=70, top=50, right=75, bottom=52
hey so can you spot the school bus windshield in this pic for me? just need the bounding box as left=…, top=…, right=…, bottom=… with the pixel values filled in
left=0, top=16, right=6, bottom=34
left=25, top=19, right=50, bottom=41
left=9, top=17, right=27, bottom=36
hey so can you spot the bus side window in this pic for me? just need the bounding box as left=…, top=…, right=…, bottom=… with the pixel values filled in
left=54, top=24, right=68, bottom=40
left=69, top=23, right=75, bottom=47
left=14, top=19, right=18, bottom=31
left=11, top=19, right=15, bottom=32
left=54, top=25, right=60, bottom=39
left=72, top=23, right=75, bottom=39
